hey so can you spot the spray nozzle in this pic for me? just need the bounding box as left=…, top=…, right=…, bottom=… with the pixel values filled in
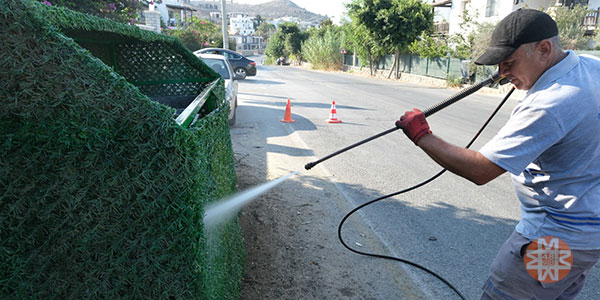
left=498, top=77, right=510, bottom=85
left=491, top=71, right=510, bottom=86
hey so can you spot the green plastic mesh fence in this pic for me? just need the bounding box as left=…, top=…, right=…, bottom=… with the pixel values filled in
left=0, top=1, right=244, bottom=299
left=44, top=1, right=219, bottom=100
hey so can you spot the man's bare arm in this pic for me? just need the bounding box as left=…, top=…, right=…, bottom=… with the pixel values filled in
left=417, top=134, right=505, bottom=185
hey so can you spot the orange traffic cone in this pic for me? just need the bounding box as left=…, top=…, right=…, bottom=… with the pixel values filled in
left=326, top=100, right=342, bottom=123
left=281, top=98, right=295, bottom=123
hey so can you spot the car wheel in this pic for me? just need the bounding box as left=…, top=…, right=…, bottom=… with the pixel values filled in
left=228, top=97, right=237, bottom=126
left=228, top=105, right=236, bottom=126
left=235, top=68, right=247, bottom=80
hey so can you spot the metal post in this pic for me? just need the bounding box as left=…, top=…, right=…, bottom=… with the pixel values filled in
left=221, top=0, right=229, bottom=50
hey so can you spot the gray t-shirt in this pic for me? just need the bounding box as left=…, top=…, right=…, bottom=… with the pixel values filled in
left=480, top=51, right=600, bottom=250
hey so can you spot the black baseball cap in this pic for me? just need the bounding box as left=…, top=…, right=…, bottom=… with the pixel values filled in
left=475, top=9, right=558, bottom=65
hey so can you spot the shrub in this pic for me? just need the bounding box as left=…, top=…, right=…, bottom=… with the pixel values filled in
left=408, top=35, right=451, bottom=58
left=302, top=27, right=343, bottom=70
left=445, top=74, right=463, bottom=88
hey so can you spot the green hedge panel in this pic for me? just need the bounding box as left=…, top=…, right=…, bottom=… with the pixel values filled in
left=0, top=1, right=243, bottom=299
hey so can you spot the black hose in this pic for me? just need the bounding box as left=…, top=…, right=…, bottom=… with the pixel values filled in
left=338, top=87, right=516, bottom=300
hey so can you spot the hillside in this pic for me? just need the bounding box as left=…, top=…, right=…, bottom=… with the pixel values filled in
left=191, top=0, right=328, bottom=22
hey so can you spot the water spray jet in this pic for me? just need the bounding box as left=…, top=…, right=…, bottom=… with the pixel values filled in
left=203, top=170, right=300, bottom=229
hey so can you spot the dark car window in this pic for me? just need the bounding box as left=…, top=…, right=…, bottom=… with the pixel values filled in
left=203, top=49, right=222, bottom=56
left=201, top=58, right=230, bottom=79
left=224, top=52, right=242, bottom=60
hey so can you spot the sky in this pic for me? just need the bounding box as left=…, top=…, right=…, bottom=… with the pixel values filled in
left=234, top=0, right=352, bottom=24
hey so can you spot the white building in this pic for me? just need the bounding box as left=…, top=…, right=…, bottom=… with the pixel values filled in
left=428, top=0, right=452, bottom=22
left=270, top=16, right=300, bottom=27
left=231, top=35, right=265, bottom=55
left=447, top=0, right=600, bottom=37
left=448, top=0, right=552, bottom=36
left=298, top=20, right=321, bottom=30
left=229, top=13, right=255, bottom=35
left=153, top=0, right=197, bottom=29
left=209, top=11, right=222, bottom=24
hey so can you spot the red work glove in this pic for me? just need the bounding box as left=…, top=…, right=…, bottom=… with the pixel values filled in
left=396, top=108, right=432, bottom=145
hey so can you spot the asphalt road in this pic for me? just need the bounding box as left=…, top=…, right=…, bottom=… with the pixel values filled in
left=234, top=60, right=600, bottom=300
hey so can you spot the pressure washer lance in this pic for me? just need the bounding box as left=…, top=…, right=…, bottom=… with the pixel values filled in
left=304, top=72, right=508, bottom=171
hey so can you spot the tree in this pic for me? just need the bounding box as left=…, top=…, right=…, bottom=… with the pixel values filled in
left=347, top=0, right=433, bottom=78
left=468, top=22, right=497, bottom=80
left=265, top=22, right=306, bottom=62
left=320, top=18, right=333, bottom=27
left=440, top=8, right=496, bottom=81
left=278, top=22, right=306, bottom=57
left=254, top=14, right=263, bottom=28
left=306, top=20, right=337, bottom=38
left=469, top=22, right=496, bottom=64
left=341, top=18, right=386, bottom=75
left=446, top=7, right=480, bottom=59
left=256, top=22, right=276, bottom=41
left=166, top=17, right=221, bottom=52
left=550, top=5, right=591, bottom=50
left=265, top=30, right=287, bottom=59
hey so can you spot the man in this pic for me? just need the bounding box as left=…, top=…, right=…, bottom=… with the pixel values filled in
left=398, top=9, right=600, bottom=299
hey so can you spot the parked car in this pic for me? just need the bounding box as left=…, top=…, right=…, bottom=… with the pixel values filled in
left=195, top=53, right=242, bottom=125
left=276, top=56, right=289, bottom=66
left=194, top=48, right=256, bottom=79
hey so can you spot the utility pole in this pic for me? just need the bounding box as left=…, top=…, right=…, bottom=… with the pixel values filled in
left=221, top=0, right=229, bottom=50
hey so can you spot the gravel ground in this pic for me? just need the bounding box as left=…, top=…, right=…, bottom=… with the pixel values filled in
left=231, top=122, right=429, bottom=300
